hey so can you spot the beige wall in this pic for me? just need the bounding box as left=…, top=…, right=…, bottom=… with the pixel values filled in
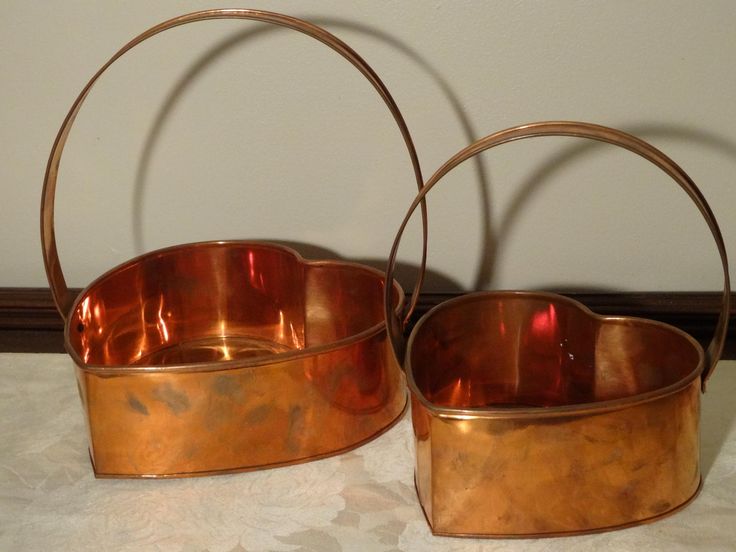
left=2, top=1, right=735, bottom=293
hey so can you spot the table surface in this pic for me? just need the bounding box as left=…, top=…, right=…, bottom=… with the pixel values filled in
left=2, top=353, right=735, bottom=551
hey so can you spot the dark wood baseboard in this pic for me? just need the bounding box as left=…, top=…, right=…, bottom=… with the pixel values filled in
left=1, top=287, right=733, bottom=358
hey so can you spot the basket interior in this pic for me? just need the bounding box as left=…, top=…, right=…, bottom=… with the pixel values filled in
left=409, top=293, right=702, bottom=408
left=68, top=242, right=397, bottom=366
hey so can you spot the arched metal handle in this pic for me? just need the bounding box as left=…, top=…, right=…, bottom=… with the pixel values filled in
left=385, top=121, right=730, bottom=391
left=42, top=8, right=427, bottom=320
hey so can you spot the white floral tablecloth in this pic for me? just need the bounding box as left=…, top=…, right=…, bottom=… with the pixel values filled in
left=2, top=353, right=735, bottom=551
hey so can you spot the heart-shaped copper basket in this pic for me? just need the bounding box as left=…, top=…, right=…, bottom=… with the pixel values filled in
left=41, top=9, right=426, bottom=478
left=385, top=121, right=730, bottom=537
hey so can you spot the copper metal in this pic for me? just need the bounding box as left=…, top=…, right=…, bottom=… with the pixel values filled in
left=385, top=121, right=730, bottom=537
left=41, top=9, right=426, bottom=478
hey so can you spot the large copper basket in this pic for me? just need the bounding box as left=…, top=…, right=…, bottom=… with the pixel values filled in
left=385, top=122, right=730, bottom=537
left=41, top=9, right=427, bottom=478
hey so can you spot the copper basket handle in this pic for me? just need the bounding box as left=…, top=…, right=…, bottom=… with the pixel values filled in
left=385, top=121, right=730, bottom=391
left=42, top=8, right=427, bottom=321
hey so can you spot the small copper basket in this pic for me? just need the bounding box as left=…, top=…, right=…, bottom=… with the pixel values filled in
left=41, top=9, right=427, bottom=478
left=385, top=122, right=730, bottom=537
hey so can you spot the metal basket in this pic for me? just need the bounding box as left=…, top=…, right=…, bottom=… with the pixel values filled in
left=385, top=121, right=730, bottom=536
left=41, top=9, right=426, bottom=478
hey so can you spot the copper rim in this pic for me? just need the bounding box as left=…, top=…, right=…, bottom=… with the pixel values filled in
left=66, top=240, right=404, bottom=374
left=405, top=290, right=704, bottom=419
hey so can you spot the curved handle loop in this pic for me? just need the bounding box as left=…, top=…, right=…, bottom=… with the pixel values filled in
left=42, top=8, right=427, bottom=320
left=385, top=121, right=730, bottom=390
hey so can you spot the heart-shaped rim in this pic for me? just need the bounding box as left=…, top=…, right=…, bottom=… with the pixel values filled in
left=405, top=290, right=703, bottom=419
left=66, top=240, right=404, bottom=374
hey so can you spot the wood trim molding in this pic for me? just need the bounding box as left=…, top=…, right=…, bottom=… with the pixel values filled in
left=1, top=287, right=733, bottom=358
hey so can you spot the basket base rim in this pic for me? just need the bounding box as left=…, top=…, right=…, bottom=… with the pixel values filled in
left=89, top=392, right=408, bottom=479
left=417, top=474, right=703, bottom=539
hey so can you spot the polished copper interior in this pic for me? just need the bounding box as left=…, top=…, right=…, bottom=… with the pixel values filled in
left=409, top=292, right=701, bottom=410
left=68, top=241, right=396, bottom=368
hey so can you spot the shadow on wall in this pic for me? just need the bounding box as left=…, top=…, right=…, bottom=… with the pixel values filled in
left=491, top=124, right=736, bottom=290
left=129, top=15, right=490, bottom=295
left=128, top=14, right=736, bottom=295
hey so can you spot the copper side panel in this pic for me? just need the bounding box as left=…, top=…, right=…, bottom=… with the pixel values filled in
left=77, top=330, right=405, bottom=477
left=416, top=381, right=699, bottom=536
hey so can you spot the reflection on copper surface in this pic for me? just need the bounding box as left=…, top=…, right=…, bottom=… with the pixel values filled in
left=156, top=294, right=170, bottom=344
